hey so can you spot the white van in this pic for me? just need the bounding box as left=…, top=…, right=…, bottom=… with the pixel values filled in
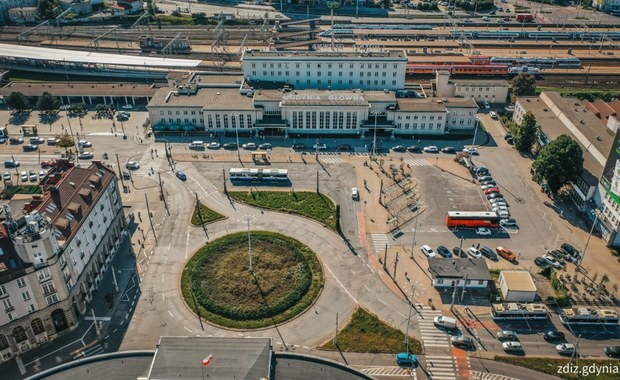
left=433, top=315, right=457, bottom=329
left=351, top=187, right=359, bottom=201
left=188, top=141, right=204, bottom=150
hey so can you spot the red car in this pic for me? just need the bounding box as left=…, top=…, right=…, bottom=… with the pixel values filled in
left=484, top=187, right=500, bottom=195
left=40, top=160, right=56, bottom=168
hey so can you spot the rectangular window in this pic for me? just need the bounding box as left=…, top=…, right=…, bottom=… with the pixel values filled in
left=17, top=278, right=26, bottom=288
left=42, top=282, right=56, bottom=296
left=21, top=291, right=31, bottom=301
left=46, top=294, right=59, bottom=306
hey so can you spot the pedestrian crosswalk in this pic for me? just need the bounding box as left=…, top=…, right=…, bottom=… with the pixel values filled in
left=73, top=343, right=105, bottom=360
left=426, top=355, right=457, bottom=380
left=417, top=307, right=451, bottom=350
left=370, top=233, right=390, bottom=255
left=360, top=366, right=415, bottom=377
left=405, top=158, right=431, bottom=167
left=470, top=371, right=520, bottom=380
left=318, top=157, right=345, bottom=164
left=416, top=307, right=458, bottom=380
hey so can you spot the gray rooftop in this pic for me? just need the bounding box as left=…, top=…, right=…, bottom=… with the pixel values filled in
left=450, top=79, right=510, bottom=87
left=242, top=49, right=407, bottom=61
left=428, top=257, right=492, bottom=281
left=148, top=87, right=255, bottom=110
left=147, top=336, right=272, bottom=380
left=397, top=99, right=447, bottom=112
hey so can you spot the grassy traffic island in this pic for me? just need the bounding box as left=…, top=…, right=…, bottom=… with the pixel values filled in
left=190, top=201, right=225, bottom=226
left=227, top=191, right=339, bottom=232
left=181, top=231, right=324, bottom=329
left=495, top=356, right=620, bottom=380
left=319, top=307, right=423, bottom=354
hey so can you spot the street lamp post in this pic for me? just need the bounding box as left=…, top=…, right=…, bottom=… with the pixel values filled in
left=231, top=112, right=241, bottom=161
left=410, top=211, right=419, bottom=259
left=247, top=218, right=253, bottom=273
left=578, top=212, right=598, bottom=270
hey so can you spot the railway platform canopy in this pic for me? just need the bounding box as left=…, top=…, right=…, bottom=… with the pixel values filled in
left=0, top=43, right=203, bottom=70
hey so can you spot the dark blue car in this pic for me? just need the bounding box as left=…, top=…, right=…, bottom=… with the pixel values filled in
left=437, top=245, right=453, bottom=258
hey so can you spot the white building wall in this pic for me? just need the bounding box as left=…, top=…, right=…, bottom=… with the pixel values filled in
left=446, top=106, right=478, bottom=132
left=391, top=111, right=446, bottom=135
left=433, top=279, right=488, bottom=288
left=454, top=85, right=509, bottom=104
left=242, top=54, right=407, bottom=91
left=151, top=106, right=204, bottom=127
left=203, top=110, right=262, bottom=131
left=282, top=106, right=367, bottom=132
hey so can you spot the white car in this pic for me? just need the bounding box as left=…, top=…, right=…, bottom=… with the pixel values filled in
left=2, top=172, right=10, bottom=181
left=492, top=205, right=509, bottom=213
left=242, top=142, right=257, bottom=150
left=463, top=147, right=479, bottom=155
left=543, top=254, right=562, bottom=269
left=121, top=104, right=133, bottom=110
left=475, top=227, right=492, bottom=236
left=38, top=170, right=46, bottom=179
left=421, top=245, right=436, bottom=258
left=423, top=146, right=438, bottom=153
left=490, top=111, right=498, bottom=119
left=502, top=341, right=523, bottom=352
left=79, top=140, right=92, bottom=147
left=468, top=247, right=482, bottom=258
left=481, top=184, right=496, bottom=190
left=207, top=142, right=221, bottom=149
left=20, top=171, right=28, bottom=182
left=126, top=161, right=140, bottom=170
left=78, top=152, right=94, bottom=159
left=498, top=210, right=510, bottom=219
left=556, top=343, right=576, bottom=355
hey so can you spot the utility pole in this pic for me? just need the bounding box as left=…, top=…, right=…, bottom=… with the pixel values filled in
left=195, top=193, right=208, bottom=239
left=410, top=211, right=419, bottom=259
left=144, top=193, right=157, bottom=243
left=247, top=218, right=253, bottom=273
left=187, top=269, right=204, bottom=331
left=393, top=251, right=399, bottom=279
left=383, top=244, right=388, bottom=271
left=158, top=172, right=170, bottom=216
left=223, top=168, right=228, bottom=194
left=578, top=212, right=598, bottom=271
left=316, top=170, right=319, bottom=193
left=335, top=312, right=339, bottom=346
left=404, top=285, right=415, bottom=353
left=115, top=153, right=126, bottom=192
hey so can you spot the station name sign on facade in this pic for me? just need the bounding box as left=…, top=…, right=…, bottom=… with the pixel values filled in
left=282, top=94, right=365, bottom=102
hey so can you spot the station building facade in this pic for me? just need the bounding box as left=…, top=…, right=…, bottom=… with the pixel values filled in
left=147, top=85, right=478, bottom=137
left=241, top=49, right=408, bottom=91
left=0, top=161, right=125, bottom=362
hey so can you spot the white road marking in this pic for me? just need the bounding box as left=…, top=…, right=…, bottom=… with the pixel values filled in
left=168, top=310, right=174, bottom=318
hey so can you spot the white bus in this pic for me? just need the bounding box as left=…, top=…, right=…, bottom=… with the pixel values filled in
left=491, top=303, right=549, bottom=320
left=229, top=168, right=288, bottom=181
left=559, top=307, right=620, bottom=326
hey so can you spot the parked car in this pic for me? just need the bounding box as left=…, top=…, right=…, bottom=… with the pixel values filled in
left=4, top=160, right=20, bottom=168
left=453, top=247, right=467, bottom=258
left=490, top=111, right=498, bottom=119
left=407, top=145, right=422, bottom=153
left=548, top=250, right=566, bottom=264
left=47, top=137, right=59, bottom=145
left=421, top=245, right=436, bottom=258
left=477, top=176, right=493, bottom=183
left=23, top=144, right=38, bottom=152
left=433, top=316, right=457, bottom=329
left=451, top=335, right=475, bottom=349
left=9, top=136, right=23, bottom=145
left=467, top=247, right=482, bottom=259
left=441, top=146, right=456, bottom=154
left=337, top=144, right=352, bottom=151
left=391, top=145, right=406, bottom=152
left=487, top=193, right=504, bottom=200
left=242, top=142, right=257, bottom=150
left=29, top=137, right=45, bottom=144
left=604, top=346, right=620, bottom=358
left=423, top=146, right=439, bottom=153
left=544, top=331, right=565, bottom=342
left=492, top=201, right=508, bottom=209
left=497, top=330, right=518, bottom=341
left=560, top=243, right=579, bottom=257
left=437, top=245, right=453, bottom=258
left=223, top=142, right=238, bottom=150
left=176, top=171, right=187, bottom=181
left=28, top=170, right=37, bottom=182
left=122, top=170, right=131, bottom=180
left=313, top=143, right=328, bottom=150
left=475, top=227, right=491, bottom=236
left=481, top=183, right=497, bottom=190
left=500, top=218, right=518, bottom=228
left=489, top=197, right=507, bottom=205
left=78, top=140, right=92, bottom=147
left=38, top=170, right=46, bottom=179
left=543, top=254, right=562, bottom=269
left=473, top=166, right=489, bottom=175
left=502, top=341, right=523, bottom=353
left=484, top=187, right=500, bottom=195
left=556, top=343, right=576, bottom=356
left=121, top=104, right=133, bottom=110
left=258, top=143, right=272, bottom=150
left=2, top=172, right=11, bottom=181
left=463, top=147, right=479, bottom=155
left=535, top=256, right=550, bottom=268
left=292, top=143, right=306, bottom=150
left=496, top=246, right=517, bottom=261
left=20, top=171, right=28, bottom=182
left=207, top=142, right=221, bottom=149
left=126, top=161, right=140, bottom=170
left=78, top=152, right=94, bottom=159
left=480, top=246, right=498, bottom=261
left=40, top=160, right=55, bottom=168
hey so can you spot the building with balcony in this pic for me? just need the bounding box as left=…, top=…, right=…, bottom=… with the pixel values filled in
left=0, top=160, right=124, bottom=363
left=241, top=49, right=408, bottom=91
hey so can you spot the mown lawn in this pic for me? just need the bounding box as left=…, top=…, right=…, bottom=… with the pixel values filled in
left=319, top=307, right=423, bottom=354
left=190, top=202, right=225, bottom=225
left=228, top=191, right=338, bottom=231
left=494, top=356, right=620, bottom=380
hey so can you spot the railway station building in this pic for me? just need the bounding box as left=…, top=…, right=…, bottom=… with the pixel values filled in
left=241, top=49, right=408, bottom=91
left=0, top=160, right=126, bottom=363
left=433, top=71, right=510, bottom=104
left=147, top=84, right=479, bottom=137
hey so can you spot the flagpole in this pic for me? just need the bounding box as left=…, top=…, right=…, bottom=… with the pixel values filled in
left=201, top=362, right=205, bottom=380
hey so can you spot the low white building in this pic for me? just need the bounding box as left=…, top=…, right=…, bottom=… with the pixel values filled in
left=147, top=85, right=479, bottom=137
left=499, top=270, right=537, bottom=302
left=0, top=0, right=36, bottom=23
left=434, top=71, right=509, bottom=104
left=7, top=6, right=37, bottom=23
left=241, top=49, right=408, bottom=91
left=427, top=257, right=491, bottom=291
left=59, top=0, right=92, bottom=15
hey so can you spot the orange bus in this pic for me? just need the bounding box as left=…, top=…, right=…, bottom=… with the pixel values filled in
left=445, top=211, right=500, bottom=228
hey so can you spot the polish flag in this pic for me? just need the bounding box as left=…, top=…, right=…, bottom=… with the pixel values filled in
left=202, top=354, right=214, bottom=367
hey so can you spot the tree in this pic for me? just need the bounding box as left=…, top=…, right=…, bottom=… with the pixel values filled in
left=512, top=111, right=538, bottom=151
left=512, top=73, right=536, bottom=96
left=6, top=92, right=29, bottom=110
left=382, top=0, right=391, bottom=8
left=532, top=134, right=584, bottom=194
left=38, top=0, right=60, bottom=20
left=56, top=133, right=75, bottom=155
left=36, top=92, right=59, bottom=111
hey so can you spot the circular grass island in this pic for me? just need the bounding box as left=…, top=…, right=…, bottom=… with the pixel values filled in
left=181, top=231, right=324, bottom=329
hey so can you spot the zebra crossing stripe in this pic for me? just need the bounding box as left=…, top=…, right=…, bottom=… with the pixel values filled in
left=405, top=158, right=431, bottom=166
left=370, top=233, right=390, bottom=254
left=319, top=157, right=345, bottom=164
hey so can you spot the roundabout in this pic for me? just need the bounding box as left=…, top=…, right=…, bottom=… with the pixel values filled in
left=181, top=231, right=324, bottom=329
